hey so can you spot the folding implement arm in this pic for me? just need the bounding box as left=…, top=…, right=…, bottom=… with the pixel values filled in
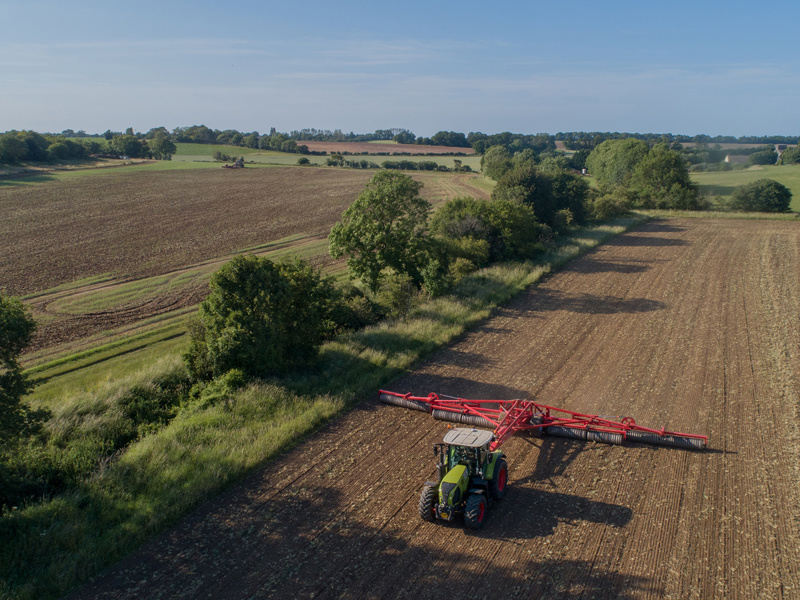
left=378, top=390, right=707, bottom=451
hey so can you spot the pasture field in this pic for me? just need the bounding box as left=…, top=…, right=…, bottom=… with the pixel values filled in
left=692, top=164, right=800, bottom=211
left=66, top=218, right=800, bottom=600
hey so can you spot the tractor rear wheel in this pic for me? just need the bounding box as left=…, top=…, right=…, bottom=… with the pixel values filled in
left=418, top=483, right=437, bottom=522
left=489, top=458, right=508, bottom=500
left=464, top=493, right=487, bottom=529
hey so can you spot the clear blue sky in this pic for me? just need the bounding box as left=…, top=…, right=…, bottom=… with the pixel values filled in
left=1, top=0, right=798, bottom=137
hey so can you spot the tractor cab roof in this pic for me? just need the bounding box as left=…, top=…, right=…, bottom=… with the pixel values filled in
left=443, top=428, right=494, bottom=448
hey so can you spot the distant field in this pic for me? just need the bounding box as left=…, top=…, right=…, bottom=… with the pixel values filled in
left=172, top=142, right=269, bottom=156
left=298, top=140, right=475, bottom=155
left=692, top=164, right=800, bottom=212
left=170, top=142, right=482, bottom=170
left=1, top=166, right=490, bottom=360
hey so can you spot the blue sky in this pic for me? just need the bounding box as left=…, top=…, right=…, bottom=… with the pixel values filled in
left=1, top=1, right=798, bottom=137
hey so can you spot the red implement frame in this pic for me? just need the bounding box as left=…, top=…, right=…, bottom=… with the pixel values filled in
left=378, top=390, right=707, bottom=451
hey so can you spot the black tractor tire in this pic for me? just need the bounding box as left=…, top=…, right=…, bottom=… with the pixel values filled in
left=418, top=483, right=438, bottom=522
left=464, top=493, right=487, bottom=530
left=489, top=458, right=509, bottom=500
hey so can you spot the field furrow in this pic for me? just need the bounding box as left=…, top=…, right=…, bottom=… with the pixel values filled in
left=69, top=218, right=800, bottom=600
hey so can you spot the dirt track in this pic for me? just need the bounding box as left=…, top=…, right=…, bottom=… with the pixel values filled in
left=71, top=219, right=800, bottom=599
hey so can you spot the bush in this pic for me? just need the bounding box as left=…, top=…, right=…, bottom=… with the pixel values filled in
left=297, top=156, right=310, bottom=165
left=429, top=196, right=547, bottom=263
left=328, top=284, right=382, bottom=333
left=185, top=255, right=337, bottom=380
left=727, top=179, right=792, bottom=212
left=748, top=149, right=777, bottom=166
left=587, top=186, right=633, bottom=220
left=779, top=146, right=800, bottom=165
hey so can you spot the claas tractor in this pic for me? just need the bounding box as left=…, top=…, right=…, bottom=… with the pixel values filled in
left=379, top=390, right=707, bottom=529
left=418, top=427, right=508, bottom=529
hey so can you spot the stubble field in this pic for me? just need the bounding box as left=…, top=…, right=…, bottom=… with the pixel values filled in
left=71, top=218, right=800, bottom=600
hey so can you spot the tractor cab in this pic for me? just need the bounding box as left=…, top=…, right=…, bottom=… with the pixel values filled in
left=419, top=427, right=509, bottom=530
left=444, top=427, right=493, bottom=476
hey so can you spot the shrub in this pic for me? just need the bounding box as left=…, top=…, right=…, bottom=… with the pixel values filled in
left=587, top=186, right=633, bottom=220
left=185, top=255, right=337, bottom=380
left=727, top=179, right=792, bottom=212
left=430, top=196, right=546, bottom=263
left=748, top=149, right=778, bottom=166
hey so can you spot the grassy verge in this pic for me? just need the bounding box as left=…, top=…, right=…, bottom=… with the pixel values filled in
left=0, top=216, right=646, bottom=600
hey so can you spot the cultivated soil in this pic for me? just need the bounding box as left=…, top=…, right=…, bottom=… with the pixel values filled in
left=297, top=141, right=475, bottom=155
left=71, top=219, right=800, bottom=599
left=1, top=167, right=488, bottom=353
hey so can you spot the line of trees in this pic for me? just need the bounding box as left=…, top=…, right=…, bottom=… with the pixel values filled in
left=559, top=131, right=800, bottom=150
left=0, top=129, right=176, bottom=164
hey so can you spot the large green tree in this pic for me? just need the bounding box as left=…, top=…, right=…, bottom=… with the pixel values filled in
left=148, top=135, right=176, bottom=160
left=491, top=161, right=588, bottom=229
left=480, top=145, right=513, bottom=180
left=109, top=134, right=148, bottom=158
left=629, top=144, right=700, bottom=209
left=185, top=255, right=336, bottom=380
left=1, top=294, right=43, bottom=448
left=429, top=196, right=546, bottom=263
left=329, top=171, right=431, bottom=292
left=585, top=138, right=650, bottom=185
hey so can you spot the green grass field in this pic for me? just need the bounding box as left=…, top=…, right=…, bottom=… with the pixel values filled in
left=692, top=164, right=800, bottom=212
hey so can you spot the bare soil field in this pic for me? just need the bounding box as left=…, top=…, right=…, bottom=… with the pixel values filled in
left=71, top=219, right=800, bottom=599
left=298, top=141, right=475, bottom=155
left=1, top=167, right=488, bottom=353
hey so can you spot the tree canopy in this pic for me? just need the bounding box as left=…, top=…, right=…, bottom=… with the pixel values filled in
left=491, top=161, right=588, bottom=229
left=585, top=138, right=650, bottom=186
left=329, top=171, right=431, bottom=292
left=1, top=294, right=43, bottom=448
left=629, top=144, right=700, bottom=209
left=185, top=255, right=336, bottom=380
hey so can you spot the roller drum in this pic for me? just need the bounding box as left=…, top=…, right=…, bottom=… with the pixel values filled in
left=625, top=430, right=706, bottom=450
left=432, top=409, right=494, bottom=429
left=379, top=393, right=430, bottom=413
left=586, top=430, right=624, bottom=445
left=544, top=426, right=588, bottom=441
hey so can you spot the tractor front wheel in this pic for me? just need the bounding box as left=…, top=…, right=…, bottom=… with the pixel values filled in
left=419, top=483, right=437, bottom=522
left=489, top=458, right=508, bottom=500
left=464, top=494, right=487, bottom=529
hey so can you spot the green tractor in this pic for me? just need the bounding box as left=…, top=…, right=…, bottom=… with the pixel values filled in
left=418, top=427, right=508, bottom=529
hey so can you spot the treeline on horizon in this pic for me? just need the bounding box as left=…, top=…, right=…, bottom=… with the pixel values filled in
left=2, top=124, right=799, bottom=166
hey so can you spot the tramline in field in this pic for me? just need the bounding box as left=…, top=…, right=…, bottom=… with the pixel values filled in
left=379, top=390, right=708, bottom=529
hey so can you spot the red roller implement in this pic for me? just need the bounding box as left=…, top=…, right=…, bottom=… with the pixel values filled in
left=378, top=390, right=707, bottom=451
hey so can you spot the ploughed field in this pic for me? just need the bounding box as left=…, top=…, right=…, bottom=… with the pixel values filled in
left=1, top=167, right=487, bottom=353
left=73, top=219, right=800, bottom=600
left=296, top=141, right=475, bottom=155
